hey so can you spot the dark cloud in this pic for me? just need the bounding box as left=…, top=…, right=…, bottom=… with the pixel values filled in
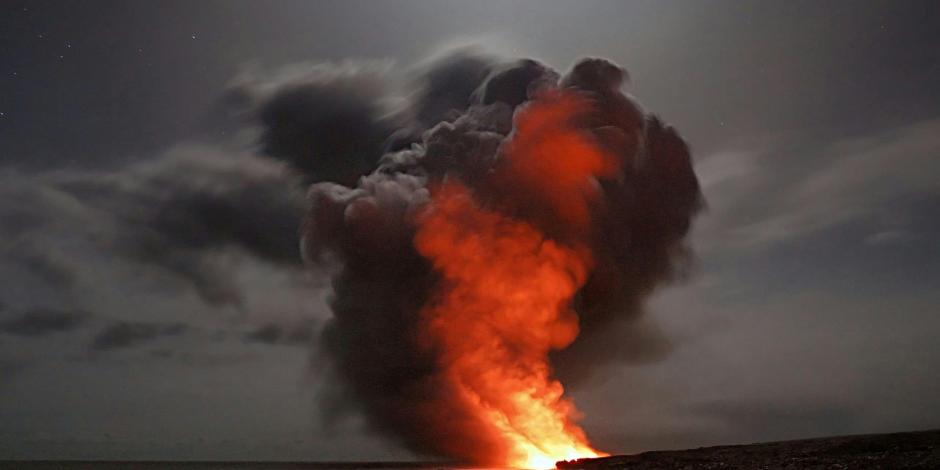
left=408, top=49, right=496, bottom=126
left=242, top=52, right=558, bottom=189
left=0, top=308, right=89, bottom=337
left=385, top=51, right=503, bottom=154
left=0, top=146, right=307, bottom=308
left=385, top=52, right=554, bottom=154
left=146, top=175, right=302, bottom=266
left=49, top=148, right=307, bottom=306
left=560, top=57, right=630, bottom=92
left=300, top=54, right=702, bottom=463
left=244, top=324, right=281, bottom=344
left=91, top=321, right=187, bottom=352
left=227, top=63, right=396, bottom=186
left=8, top=251, right=76, bottom=289
left=243, top=319, right=317, bottom=346
left=476, top=58, right=560, bottom=108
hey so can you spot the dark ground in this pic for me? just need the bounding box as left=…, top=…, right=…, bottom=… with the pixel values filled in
left=558, top=429, right=940, bottom=469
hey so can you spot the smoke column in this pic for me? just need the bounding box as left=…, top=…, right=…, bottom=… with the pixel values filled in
left=298, top=55, right=701, bottom=467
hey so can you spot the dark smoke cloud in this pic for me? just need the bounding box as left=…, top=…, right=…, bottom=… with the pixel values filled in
left=8, top=251, right=76, bottom=290
left=0, top=147, right=306, bottom=309
left=0, top=308, right=89, bottom=337
left=243, top=319, right=317, bottom=346
left=91, top=321, right=187, bottom=352
left=227, top=62, right=396, bottom=186
left=0, top=96, right=328, bottom=380
left=49, top=148, right=306, bottom=306
left=409, top=49, right=496, bottom=126
left=477, top=58, right=560, bottom=108
left=385, top=52, right=556, bottom=156
left=297, top=53, right=702, bottom=460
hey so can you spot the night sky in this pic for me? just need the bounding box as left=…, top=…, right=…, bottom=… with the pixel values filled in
left=2, top=0, right=940, bottom=462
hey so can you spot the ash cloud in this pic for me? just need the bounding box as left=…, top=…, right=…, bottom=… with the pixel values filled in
left=243, top=319, right=317, bottom=346
left=41, top=147, right=307, bottom=306
left=408, top=49, right=497, bottom=126
left=90, top=321, right=187, bottom=352
left=1, top=308, right=89, bottom=337
left=227, top=62, right=396, bottom=186
left=298, top=52, right=702, bottom=461
left=0, top=143, right=319, bottom=376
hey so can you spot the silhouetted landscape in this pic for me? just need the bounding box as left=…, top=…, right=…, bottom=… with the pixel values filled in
left=559, top=429, right=940, bottom=469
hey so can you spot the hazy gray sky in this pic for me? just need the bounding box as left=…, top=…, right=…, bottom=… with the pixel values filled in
left=1, top=0, right=939, bottom=461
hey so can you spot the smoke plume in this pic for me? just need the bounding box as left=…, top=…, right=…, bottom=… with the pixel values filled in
left=294, top=53, right=702, bottom=466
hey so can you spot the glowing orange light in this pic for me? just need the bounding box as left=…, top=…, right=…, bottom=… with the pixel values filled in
left=413, top=91, right=613, bottom=469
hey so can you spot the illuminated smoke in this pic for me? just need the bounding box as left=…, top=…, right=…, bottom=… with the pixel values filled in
left=295, top=54, right=702, bottom=467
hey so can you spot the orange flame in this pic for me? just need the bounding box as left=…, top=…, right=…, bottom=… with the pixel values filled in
left=413, top=91, right=614, bottom=468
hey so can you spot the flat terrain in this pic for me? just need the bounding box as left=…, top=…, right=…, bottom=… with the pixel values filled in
left=558, top=429, right=940, bottom=469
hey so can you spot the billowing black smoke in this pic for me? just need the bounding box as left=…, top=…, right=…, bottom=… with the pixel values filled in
left=258, top=52, right=702, bottom=461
